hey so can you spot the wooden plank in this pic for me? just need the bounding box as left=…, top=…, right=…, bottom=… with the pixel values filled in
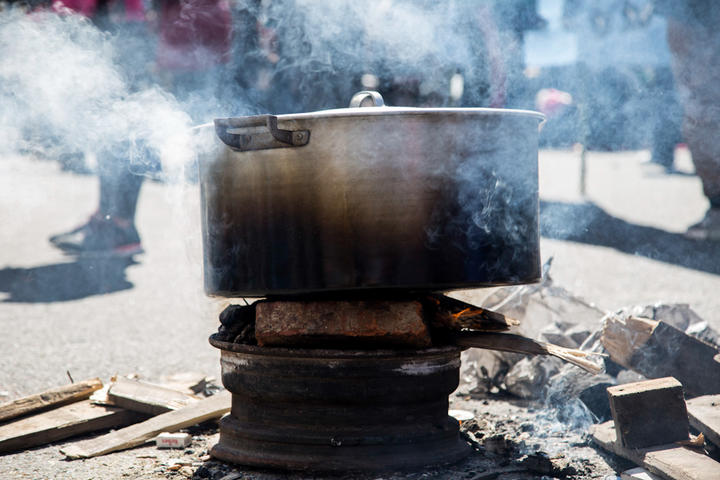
left=61, top=390, right=231, bottom=459
left=686, top=394, right=720, bottom=448
left=592, top=420, right=720, bottom=480
left=0, top=400, right=143, bottom=453
left=607, top=377, right=689, bottom=449
left=159, top=372, right=211, bottom=395
left=0, top=378, right=103, bottom=423
left=602, top=317, right=720, bottom=397
left=107, top=377, right=199, bottom=416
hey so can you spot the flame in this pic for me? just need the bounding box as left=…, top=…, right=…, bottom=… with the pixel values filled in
left=451, top=307, right=476, bottom=320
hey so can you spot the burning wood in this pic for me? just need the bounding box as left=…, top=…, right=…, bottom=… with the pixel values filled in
left=213, top=297, right=602, bottom=374
left=424, top=293, right=520, bottom=332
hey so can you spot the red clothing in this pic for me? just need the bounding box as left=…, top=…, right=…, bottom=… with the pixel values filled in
left=52, top=0, right=145, bottom=21
left=156, top=0, right=233, bottom=72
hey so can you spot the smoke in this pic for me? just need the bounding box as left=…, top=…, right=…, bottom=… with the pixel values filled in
left=0, top=8, right=200, bottom=181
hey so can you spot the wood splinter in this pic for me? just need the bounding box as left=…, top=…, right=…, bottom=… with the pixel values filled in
left=454, top=332, right=604, bottom=374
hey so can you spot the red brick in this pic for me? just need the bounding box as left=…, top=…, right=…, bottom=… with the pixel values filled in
left=255, top=300, right=431, bottom=348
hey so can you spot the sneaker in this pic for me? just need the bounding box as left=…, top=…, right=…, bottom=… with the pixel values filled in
left=49, top=213, right=144, bottom=257
left=685, top=209, right=720, bottom=241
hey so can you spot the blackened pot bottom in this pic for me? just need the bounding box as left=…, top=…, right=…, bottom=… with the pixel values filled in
left=209, top=335, right=470, bottom=472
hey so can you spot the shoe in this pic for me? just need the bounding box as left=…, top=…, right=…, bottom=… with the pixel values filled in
left=49, top=213, right=144, bottom=257
left=685, top=209, right=720, bottom=241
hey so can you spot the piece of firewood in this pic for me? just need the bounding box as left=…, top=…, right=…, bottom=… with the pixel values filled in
left=453, top=332, right=603, bottom=374
left=0, top=378, right=103, bottom=423
left=602, top=316, right=720, bottom=397
left=607, top=377, right=690, bottom=449
left=592, top=420, right=720, bottom=480
left=424, top=294, right=520, bottom=332
left=107, top=377, right=200, bottom=416
left=686, top=394, right=720, bottom=448
left=61, top=391, right=230, bottom=459
left=0, top=400, right=143, bottom=453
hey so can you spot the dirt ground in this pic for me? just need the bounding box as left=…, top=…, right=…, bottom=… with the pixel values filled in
left=1, top=394, right=628, bottom=480
left=2, top=147, right=719, bottom=479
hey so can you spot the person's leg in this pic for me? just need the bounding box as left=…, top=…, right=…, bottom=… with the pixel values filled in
left=650, top=68, right=682, bottom=171
left=667, top=17, right=720, bottom=238
left=50, top=146, right=144, bottom=256
left=98, top=150, right=144, bottom=223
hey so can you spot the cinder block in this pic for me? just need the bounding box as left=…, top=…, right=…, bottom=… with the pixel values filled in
left=607, top=377, right=689, bottom=449
left=255, top=300, right=431, bottom=348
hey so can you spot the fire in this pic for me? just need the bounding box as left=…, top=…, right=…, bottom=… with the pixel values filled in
left=451, top=307, right=477, bottom=320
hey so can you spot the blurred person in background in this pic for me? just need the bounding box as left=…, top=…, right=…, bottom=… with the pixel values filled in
left=48, top=0, right=153, bottom=256
left=561, top=0, right=681, bottom=153
left=49, top=0, right=233, bottom=256
left=656, top=0, right=720, bottom=239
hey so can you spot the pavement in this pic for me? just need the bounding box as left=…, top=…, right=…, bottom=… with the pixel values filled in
left=1, top=145, right=719, bottom=477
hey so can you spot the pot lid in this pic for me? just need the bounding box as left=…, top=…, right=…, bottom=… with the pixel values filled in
left=270, top=90, right=545, bottom=122
left=214, top=91, right=544, bottom=152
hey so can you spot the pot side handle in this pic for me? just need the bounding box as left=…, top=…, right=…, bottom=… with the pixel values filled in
left=214, top=115, right=310, bottom=152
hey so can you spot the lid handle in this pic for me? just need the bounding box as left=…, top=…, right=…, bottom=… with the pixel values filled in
left=349, top=91, right=385, bottom=108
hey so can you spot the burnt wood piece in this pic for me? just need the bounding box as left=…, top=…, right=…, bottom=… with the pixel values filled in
left=254, top=300, right=431, bottom=348
left=0, top=400, right=143, bottom=453
left=217, top=304, right=256, bottom=345
left=0, top=378, right=103, bottom=423
left=602, top=317, right=720, bottom=397
left=686, top=394, right=720, bottom=448
left=61, top=391, right=231, bottom=459
left=607, top=377, right=690, bottom=449
left=107, top=377, right=200, bottom=416
left=423, top=294, right=520, bottom=332
left=452, top=332, right=603, bottom=373
left=592, top=420, right=720, bottom=480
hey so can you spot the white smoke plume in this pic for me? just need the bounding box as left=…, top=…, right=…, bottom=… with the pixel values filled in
left=0, top=8, right=195, bottom=179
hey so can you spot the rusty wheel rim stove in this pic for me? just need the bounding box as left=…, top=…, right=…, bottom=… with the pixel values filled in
left=209, top=333, right=469, bottom=471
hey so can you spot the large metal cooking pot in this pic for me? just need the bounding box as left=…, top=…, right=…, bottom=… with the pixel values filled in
left=201, top=91, right=544, bottom=297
